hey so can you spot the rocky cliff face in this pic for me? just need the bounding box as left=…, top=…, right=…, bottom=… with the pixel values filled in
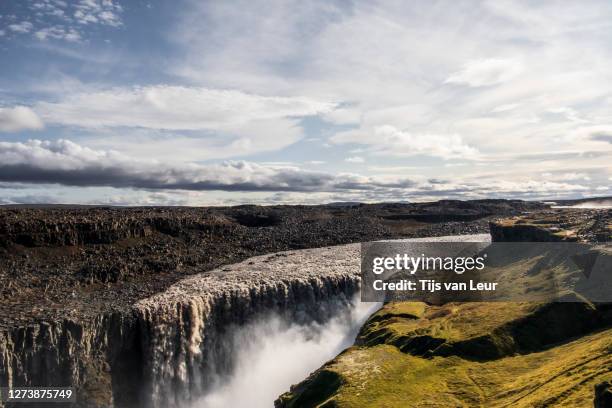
left=136, top=275, right=358, bottom=408
left=0, top=244, right=362, bottom=407
left=0, top=313, right=139, bottom=407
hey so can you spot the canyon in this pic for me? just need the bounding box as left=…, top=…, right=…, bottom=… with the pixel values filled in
left=0, top=201, right=609, bottom=407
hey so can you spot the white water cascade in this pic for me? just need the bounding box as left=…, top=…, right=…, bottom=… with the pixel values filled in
left=194, top=294, right=380, bottom=408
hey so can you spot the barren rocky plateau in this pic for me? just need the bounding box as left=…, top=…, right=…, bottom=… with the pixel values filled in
left=1, top=199, right=555, bottom=328
left=0, top=199, right=610, bottom=407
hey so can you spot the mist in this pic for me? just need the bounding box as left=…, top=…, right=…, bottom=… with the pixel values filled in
left=193, top=295, right=380, bottom=408
left=571, top=200, right=612, bottom=209
left=552, top=199, right=612, bottom=209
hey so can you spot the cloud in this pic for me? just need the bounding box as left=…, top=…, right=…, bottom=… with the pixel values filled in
left=0, top=139, right=417, bottom=193
left=547, top=106, right=589, bottom=124
left=36, top=85, right=337, bottom=131
left=168, top=0, right=612, bottom=163
left=0, top=106, right=44, bottom=132
left=332, top=125, right=479, bottom=160
left=322, top=106, right=362, bottom=125
left=444, top=58, right=524, bottom=87
left=30, top=0, right=67, bottom=17
left=35, top=26, right=82, bottom=42
left=0, top=140, right=600, bottom=204
left=94, top=192, right=191, bottom=207
left=590, top=133, right=612, bottom=144
left=491, top=103, right=519, bottom=113
left=0, top=194, right=62, bottom=205
left=73, top=0, right=122, bottom=27
left=345, top=156, right=364, bottom=163
left=8, top=21, right=34, bottom=33
left=33, top=86, right=337, bottom=160
left=6, top=0, right=123, bottom=43
left=542, top=172, right=591, bottom=182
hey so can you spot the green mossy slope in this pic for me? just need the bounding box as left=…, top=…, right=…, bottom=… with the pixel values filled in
left=336, top=328, right=609, bottom=407
left=277, top=301, right=612, bottom=408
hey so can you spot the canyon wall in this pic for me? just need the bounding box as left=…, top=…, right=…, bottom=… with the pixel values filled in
left=0, top=245, right=362, bottom=407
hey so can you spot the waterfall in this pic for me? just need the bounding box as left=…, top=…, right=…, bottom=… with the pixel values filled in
left=192, top=294, right=380, bottom=408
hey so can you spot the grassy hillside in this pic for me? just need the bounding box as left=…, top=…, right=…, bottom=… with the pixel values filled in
left=277, top=213, right=611, bottom=408
left=277, top=301, right=612, bottom=407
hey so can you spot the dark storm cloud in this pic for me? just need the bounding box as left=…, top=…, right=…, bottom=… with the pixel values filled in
left=590, top=133, right=612, bottom=144
left=0, top=139, right=420, bottom=193
left=1, top=140, right=599, bottom=201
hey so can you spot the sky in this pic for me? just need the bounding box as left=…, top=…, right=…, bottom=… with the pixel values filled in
left=0, top=0, right=611, bottom=206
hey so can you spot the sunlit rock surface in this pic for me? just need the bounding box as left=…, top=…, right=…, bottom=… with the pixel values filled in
left=490, top=208, right=611, bottom=243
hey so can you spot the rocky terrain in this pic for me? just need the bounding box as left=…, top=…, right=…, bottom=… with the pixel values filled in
left=0, top=199, right=545, bottom=407
left=490, top=208, right=611, bottom=242
left=0, top=200, right=544, bottom=328
left=1, top=199, right=610, bottom=407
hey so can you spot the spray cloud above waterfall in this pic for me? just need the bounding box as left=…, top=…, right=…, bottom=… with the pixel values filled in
left=194, top=295, right=380, bottom=408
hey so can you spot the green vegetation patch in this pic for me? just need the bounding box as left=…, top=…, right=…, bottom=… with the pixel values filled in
left=278, top=329, right=612, bottom=408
